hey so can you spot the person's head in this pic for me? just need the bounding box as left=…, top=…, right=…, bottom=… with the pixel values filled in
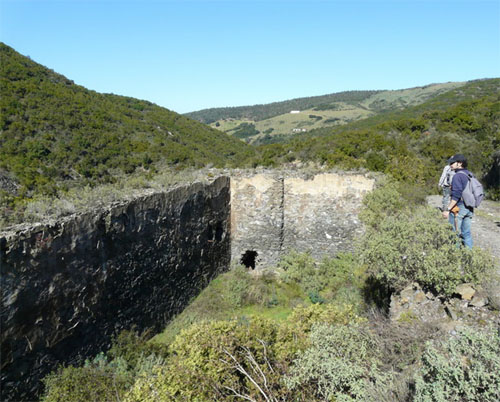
left=448, top=154, right=467, bottom=169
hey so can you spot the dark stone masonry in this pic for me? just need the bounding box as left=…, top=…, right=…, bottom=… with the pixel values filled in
left=1, top=177, right=231, bottom=401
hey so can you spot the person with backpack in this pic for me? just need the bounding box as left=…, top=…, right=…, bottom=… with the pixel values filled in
left=442, top=154, right=483, bottom=248
left=438, top=157, right=455, bottom=212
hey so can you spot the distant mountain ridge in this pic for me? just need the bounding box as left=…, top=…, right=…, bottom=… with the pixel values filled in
left=185, top=81, right=468, bottom=143
left=184, top=90, right=383, bottom=123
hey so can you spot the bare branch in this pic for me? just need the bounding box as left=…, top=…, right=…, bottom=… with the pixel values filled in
left=242, top=346, right=268, bottom=390
left=223, top=385, right=257, bottom=402
left=222, top=348, right=272, bottom=402
left=257, top=338, right=275, bottom=374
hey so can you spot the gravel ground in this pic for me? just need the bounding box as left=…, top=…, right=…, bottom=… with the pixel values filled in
left=427, top=195, right=500, bottom=268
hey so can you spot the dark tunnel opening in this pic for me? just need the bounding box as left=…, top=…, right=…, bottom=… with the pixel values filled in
left=240, top=250, right=258, bottom=269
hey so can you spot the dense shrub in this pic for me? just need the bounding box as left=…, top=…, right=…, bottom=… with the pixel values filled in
left=414, top=325, right=500, bottom=401
left=40, top=330, right=170, bottom=402
left=125, top=303, right=365, bottom=401
left=41, top=356, right=131, bottom=402
left=279, top=251, right=322, bottom=294
left=107, top=329, right=169, bottom=370
left=273, top=303, right=366, bottom=367
left=359, top=206, right=494, bottom=296
left=125, top=317, right=290, bottom=401
left=278, top=250, right=366, bottom=306
left=358, top=178, right=408, bottom=229
left=284, top=323, right=392, bottom=401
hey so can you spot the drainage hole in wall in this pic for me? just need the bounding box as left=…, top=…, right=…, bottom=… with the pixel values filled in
left=240, top=250, right=258, bottom=269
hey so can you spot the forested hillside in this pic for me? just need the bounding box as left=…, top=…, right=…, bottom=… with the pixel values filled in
left=185, top=90, right=382, bottom=123
left=186, top=82, right=467, bottom=142
left=0, top=43, right=254, bottom=201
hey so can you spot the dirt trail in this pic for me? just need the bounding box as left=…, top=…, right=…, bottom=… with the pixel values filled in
left=427, top=195, right=500, bottom=268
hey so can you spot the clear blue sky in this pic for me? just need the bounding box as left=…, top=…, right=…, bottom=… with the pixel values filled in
left=1, top=0, right=499, bottom=113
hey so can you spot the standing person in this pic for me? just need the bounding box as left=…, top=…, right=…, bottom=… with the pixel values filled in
left=442, top=154, right=474, bottom=248
left=438, top=157, right=455, bottom=212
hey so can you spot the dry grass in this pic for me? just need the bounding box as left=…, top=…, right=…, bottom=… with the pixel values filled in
left=0, top=167, right=217, bottom=232
left=211, top=105, right=375, bottom=141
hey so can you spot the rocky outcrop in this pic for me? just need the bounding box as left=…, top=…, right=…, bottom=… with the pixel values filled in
left=1, top=177, right=230, bottom=401
left=389, top=282, right=500, bottom=332
left=230, top=170, right=374, bottom=269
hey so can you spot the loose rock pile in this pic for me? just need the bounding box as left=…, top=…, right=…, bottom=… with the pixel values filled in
left=390, top=282, right=500, bottom=331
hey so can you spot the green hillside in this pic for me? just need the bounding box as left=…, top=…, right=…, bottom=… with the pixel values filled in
left=187, top=82, right=467, bottom=142
left=184, top=90, right=382, bottom=123
left=0, top=43, right=254, bottom=201
left=250, top=78, right=500, bottom=198
left=1, top=41, right=498, bottom=225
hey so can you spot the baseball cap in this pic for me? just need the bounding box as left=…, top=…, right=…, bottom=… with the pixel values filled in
left=448, top=154, right=467, bottom=164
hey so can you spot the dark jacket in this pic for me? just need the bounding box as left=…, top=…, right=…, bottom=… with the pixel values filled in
left=450, top=169, right=473, bottom=209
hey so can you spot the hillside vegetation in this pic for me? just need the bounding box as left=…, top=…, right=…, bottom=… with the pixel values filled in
left=1, top=42, right=498, bottom=228
left=0, top=43, right=254, bottom=203
left=187, top=82, right=466, bottom=141
left=249, top=78, right=500, bottom=199
left=185, top=90, right=383, bottom=123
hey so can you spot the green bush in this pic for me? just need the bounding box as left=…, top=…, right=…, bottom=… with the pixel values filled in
left=284, top=323, right=391, bottom=401
left=107, top=329, right=169, bottom=371
left=358, top=179, right=408, bottom=230
left=414, top=325, right=500, bottom=401
left=41, top=362, right=130, bottom=402
left=126, top=304, right=365, bottom=401
left=221, top=265, right=284, bottom=309
left=278, top=251, right=366, bottom=306
left=359, top=206, right=494, bottom=296
left=275, top=303, right=365, bottom=363
left=125, top=317, right=291, bottom=401
left=279, top=250, right=324, bottom=294
left=40, top=330, right=170, bottom=402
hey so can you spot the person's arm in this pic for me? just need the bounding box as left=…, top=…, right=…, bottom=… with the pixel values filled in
left=442, top=172, right=465, bottom=217
left=443, top=199, right=458, bottom=217
left=448, top=199, right=458, bottom=210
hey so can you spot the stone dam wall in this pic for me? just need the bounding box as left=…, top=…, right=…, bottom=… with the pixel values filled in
left=0, top=170, right=374, bottom=401
left=1, top=177, right=231, bottom=401
left=231, top=171, right=375, bottom=269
